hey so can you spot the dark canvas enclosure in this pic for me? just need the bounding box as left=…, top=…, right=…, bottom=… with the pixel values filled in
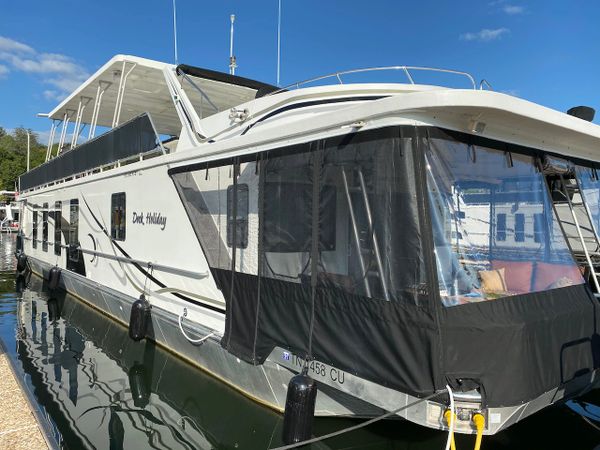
left=170, top=125, right=600, bottom=407
left=171, top=127, right=440, bottom=397
left=20, top=113, right=160, bottom=191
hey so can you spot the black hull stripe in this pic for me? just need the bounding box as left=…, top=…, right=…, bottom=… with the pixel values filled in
left=81, top=196, right=224, bottom=314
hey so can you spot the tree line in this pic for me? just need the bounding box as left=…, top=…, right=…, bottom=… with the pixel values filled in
left=0, top=126, right=47, bottom=193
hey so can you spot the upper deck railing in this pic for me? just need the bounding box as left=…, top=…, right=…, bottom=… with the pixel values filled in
left=269, top=66, right=485, bottom=95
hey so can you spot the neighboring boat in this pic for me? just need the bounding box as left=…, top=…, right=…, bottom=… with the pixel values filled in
left=1, top=191, right=20, bottom=233
left=15, top=54, right=600, bottom=436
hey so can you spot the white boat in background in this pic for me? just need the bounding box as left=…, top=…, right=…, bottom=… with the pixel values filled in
left=14, top=54, right=600, bottom=438
left=1, top=191, right=20, bottom=233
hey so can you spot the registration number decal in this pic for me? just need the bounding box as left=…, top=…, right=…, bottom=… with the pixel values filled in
left=290, top=354, right=346, bottom=385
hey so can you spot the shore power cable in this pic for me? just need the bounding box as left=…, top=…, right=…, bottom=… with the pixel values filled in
left=270, top=388, right=450, bottom=450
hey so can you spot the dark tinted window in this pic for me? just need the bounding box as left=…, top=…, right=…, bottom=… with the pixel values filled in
left=42, top=202, right=48, bottom=252
left=496, top=213, right=506, bottom=241
left=69, top=199, right=79, bottom=262
left=54, top=201, right=62, bottom=256
left=111, top=193, right=126, bottom=241
left=32, top=208, right=38, bottom=249
left=515, top=213, right=525, bottom=242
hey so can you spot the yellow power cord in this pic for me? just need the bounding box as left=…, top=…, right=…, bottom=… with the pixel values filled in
left=444, top=410, right=457, bottom=450
left=472, top=412, right=485, bottom=450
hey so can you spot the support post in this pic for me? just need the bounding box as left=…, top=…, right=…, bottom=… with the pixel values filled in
left=112, top=62, right=136, bottom=128
left=46, top=120, right=58, bottom=161
left=57, top=112, right=71, bottom=155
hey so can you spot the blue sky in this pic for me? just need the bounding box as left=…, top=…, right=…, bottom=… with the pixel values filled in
left=1, top=0, right=599, bottom=139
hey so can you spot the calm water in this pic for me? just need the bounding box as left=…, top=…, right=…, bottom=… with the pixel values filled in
left=0, top=234, right=599, bottom=449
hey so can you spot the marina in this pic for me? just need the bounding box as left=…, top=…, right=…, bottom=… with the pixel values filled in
left=2, top=3, right=600, bottom=448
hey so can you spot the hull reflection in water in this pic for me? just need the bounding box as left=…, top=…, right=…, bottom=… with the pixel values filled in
left=16, top=272, right=444, bottom=449
left=17, top=274, right=278, bottom=449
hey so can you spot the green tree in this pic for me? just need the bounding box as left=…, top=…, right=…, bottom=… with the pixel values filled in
left=0, top=127, right=46, bottom=192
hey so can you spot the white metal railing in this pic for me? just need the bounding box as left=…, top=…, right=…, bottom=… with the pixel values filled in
left=269, top=66, right=481, bottom=95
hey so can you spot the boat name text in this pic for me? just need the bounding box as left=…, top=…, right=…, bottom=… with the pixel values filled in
left=132, top=212, right=167, bottom=230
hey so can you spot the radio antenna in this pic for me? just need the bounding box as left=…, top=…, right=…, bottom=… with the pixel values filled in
left=172, top=0, right=179, bottom=64
left=277, top=0, right=282, bottom=85
left=229, top=14, right=237, bottom=75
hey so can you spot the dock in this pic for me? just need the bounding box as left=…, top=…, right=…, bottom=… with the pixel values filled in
left=0, top=348, right=49, bottom=449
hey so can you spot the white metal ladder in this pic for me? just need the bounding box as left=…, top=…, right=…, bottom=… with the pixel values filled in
left=340, top=167, right=390, bottom=301
left=552, top=174, right=600, bottom=292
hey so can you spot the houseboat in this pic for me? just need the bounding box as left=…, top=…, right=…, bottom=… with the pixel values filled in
left=15, top=54, right=600, bottom=436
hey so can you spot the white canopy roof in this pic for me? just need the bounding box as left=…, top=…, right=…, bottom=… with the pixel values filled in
left=48, top=55, right=180, bottom=135
left=46, top=55, right=278, bottom=137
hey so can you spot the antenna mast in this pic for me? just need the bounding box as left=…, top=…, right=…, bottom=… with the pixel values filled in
left=172, top=0, right=179, bottom=64
left=229, top=14, right=237, bottom=75
left=277, top=0, right=282, bottom=86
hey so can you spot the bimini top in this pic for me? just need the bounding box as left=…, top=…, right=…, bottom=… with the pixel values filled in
left=46, top=54, right=278, bottom=136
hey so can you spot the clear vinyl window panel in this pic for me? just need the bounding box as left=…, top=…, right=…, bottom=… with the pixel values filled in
left=172, top=162, right=259, bottom=275
left=426, top=138, right=583, bottom=307
left=172, top=131, right=425, bottom=305
left=227, top=184, right=249, bottom=249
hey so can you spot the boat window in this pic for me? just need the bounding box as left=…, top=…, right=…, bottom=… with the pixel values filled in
left=42, top=202, right=48, bottom=252
left=32, top=208, right=38, bottom=249
left=514, top=213, right=525, bottom=242
left=496, top=213, right=506, bottom=241
left=68, top=199, right=79, bottom=263
left=262, top=150, right=315, bottom=282
left=172, top=129, right=425, bottom=305
left=426, top=138, right=583, bottom=307
left=111, top=193, right=126, bottom=241
left=227, top=184, right=248, bottom=249
left=173, top=164, right=236, bottom=273
left=54, top=201, right=62, bottom=256
left=314, top=135, right=425, bottom=303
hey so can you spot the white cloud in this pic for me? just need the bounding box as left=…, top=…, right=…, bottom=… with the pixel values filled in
left=460, top=28, right=510, bottom=42
left=0, top=35, right=89, bottom=100
left=503, top=5, right=524, bottom=14
left=0, top=64, right=9, bottom=78
left=0, top=36, right=34, bottom=54
left=43, top=90, right=66, bottom=101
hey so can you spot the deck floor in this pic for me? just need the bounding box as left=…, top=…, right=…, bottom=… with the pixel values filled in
left=0, top=349, right=48, bottom=449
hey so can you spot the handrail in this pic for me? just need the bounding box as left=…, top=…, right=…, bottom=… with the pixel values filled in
left=269, top=66, right=478, bottom=95
left=479, top=79, right=493, bottom=91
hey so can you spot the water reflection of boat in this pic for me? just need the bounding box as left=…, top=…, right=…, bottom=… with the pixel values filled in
left=15, top=53, right=600, bottom=436
left=18, top=275, right=427, bottom=449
